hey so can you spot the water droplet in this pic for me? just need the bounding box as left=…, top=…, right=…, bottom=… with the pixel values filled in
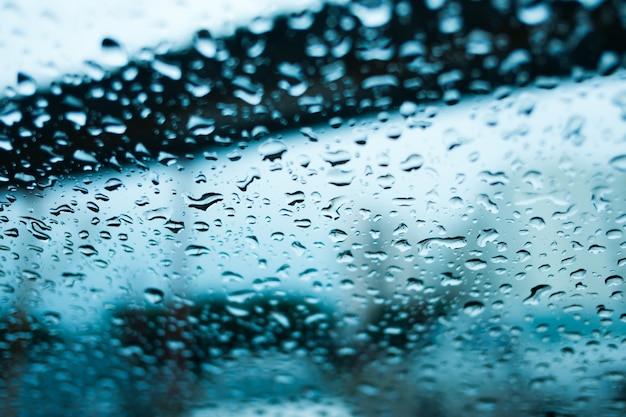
left=529, top=216, right=546, bottom=230
left=222, top=271, right=244, bottom=282
left=73, top=149, right=99, bottom=164
left=349, top=0, right=392, bottom=27
left=377, top=174, right=395, bottom=189
left=321, top=150, right=351, bottom=166
left=104, top=178, right=123, bottom=191
left=0, top=135, right=13, bottom=152
left=144, top=288, right=164, bottom=304
left=165, top=220, right=185, bottom=233
left=101, top=37, right=128, bottom=67
left=78, top=245, right=98, bottom=257
left=441, top=272, right=463, bottom=287
left=417, top=237, right=467, bottom=254
left=17, top=72, right=37, bottom=96
left=185, top=192, right=224, bottom=211
left=185, top=245, right=210, bottom=256
left=463, top=301, right=485, bottom=317
left=152, top=58, right=182, bottom=80
left=236, top=168, right=261, bottom=191
left=465, top=258, right=487, bottom=271
left=226, top=305, right=250, bottom=317
left=284, top=191, right=305, bottom=206
left=570, top=269, right=587, bottom=280
left=328, top=229, right=348, bottom=243
left=187, top=115, right=215, bottom=136
left=523, top=284, right=552, bottom=305
left=193, top=29, right=217, bottom=58
left=327, top=169, right=355, bottom=186
left=43, top=311, right=61, bottom=326
left=517, top=2, right=551, bottom=25
left=609, top=155, right=626, bottom=172
left=605, top=275, right=624, bottom=286
left=50, top=204, right=75, bottom=216
left=466, top=30, right=493, bottom=55
left=476, top=194, right=499, bottom=214
left=259, top=139, right=287, bottom=161
left=227, top=290, right=256, bottom=303
left=476, top=228, right=499, bottom=247
left=400, top=154, right=424, bottom=171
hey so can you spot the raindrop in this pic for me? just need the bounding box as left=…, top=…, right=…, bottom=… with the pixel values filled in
left=164, top=220, right=185, bottom=233
left=327, top=169, right=355, bottom=186
left=466, top=30, right=492, bottom=55
left=78, top=245, right=98, bottom=257
left=86, top=201, right=100, bottom=213
left=329, top=229, right=348, bottom=243
left=222, top=271, right=244, bottom=282
left=152, top=58, right=182, bottom=80
left=259, top=139, right=287, bottom=161
left=66, top=111, right=87, bottom=126
left=294, top=218, right=311, bottom=228
left=385, top=124, right=402, bottom=139
left=377, top=174, right=395, bottom=189
left=349, top=0, right=392, bottom=27
left=144, top=288, right=164, bottom=305
left=285, top=191, right=305, bottom=206
left=400, top=154, right=424, bottom=171
left=187, top=115, right=215, bottom=136
left=193, top=29, right=217, bottom=58
left=570, top=269, right=587, bottom=280
left=399, top=101, right=419, bottom=118
left=104, top=178, right=124, bottom=191
left=185, top=192, right=224, bottom=211
left=185, top=245, right=210, bottom=256
left=606, top=229, right=623, bottom=239
left=609, top=155, right=626, bottom=172
left=43, top=311, right=61, bottom=326
left=236, top=168, right=261, bottom=191
left=392, top=239, right=411, bottom=252
left=523, top=284, right=552, bottom=305
left=226, top=305, right=250, bottom=317
left=463, top=301, right=485, bottom=317
left=476, top=228, right=499, bottom=247
left=476, top=194, right=499, bottom=214
left=441, top=272, right=463, bottom=287
left=417, top=237, right=467, bottom=254
left=0, top=135, right=13, bottom=151
left=158, top=151, right=177, bottom=166
left=465, top=258, right=487, bottom=271
left=73, top=150, right=99, bottom=165
left=517, top=2, right=551, bottom=25
left=529, top=217, right=546, bottom=230
left=17, top=72, right=37, bottom=96
left=50, top=204, right=75, bottom=216
left=321, top=150, right=351, bottom=166
left=101, top=37, right=128, bottom=67
left=605, top=275, right=624, bottom=286
left=227, top=290, right=256, bottom=303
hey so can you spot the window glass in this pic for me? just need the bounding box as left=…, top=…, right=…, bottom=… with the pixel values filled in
left=1, top=1, right=625, bottom=416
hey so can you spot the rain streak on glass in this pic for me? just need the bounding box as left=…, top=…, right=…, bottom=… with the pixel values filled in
left=0, top=1, right=625, bottom=417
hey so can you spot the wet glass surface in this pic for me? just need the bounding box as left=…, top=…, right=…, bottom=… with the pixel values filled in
left=1, top=1, right=626, bottom=416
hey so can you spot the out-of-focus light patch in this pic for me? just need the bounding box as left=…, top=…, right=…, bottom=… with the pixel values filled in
left=0, top=0, right=336, bottom=92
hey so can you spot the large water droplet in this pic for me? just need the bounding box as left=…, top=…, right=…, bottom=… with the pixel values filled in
left=144, top=288, right=164, bottom=304
left=463, top=301, right=485, bottom=317
left=349, top=0, right=392, bottom=27
left=609, top=155, right=626, bottom=172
